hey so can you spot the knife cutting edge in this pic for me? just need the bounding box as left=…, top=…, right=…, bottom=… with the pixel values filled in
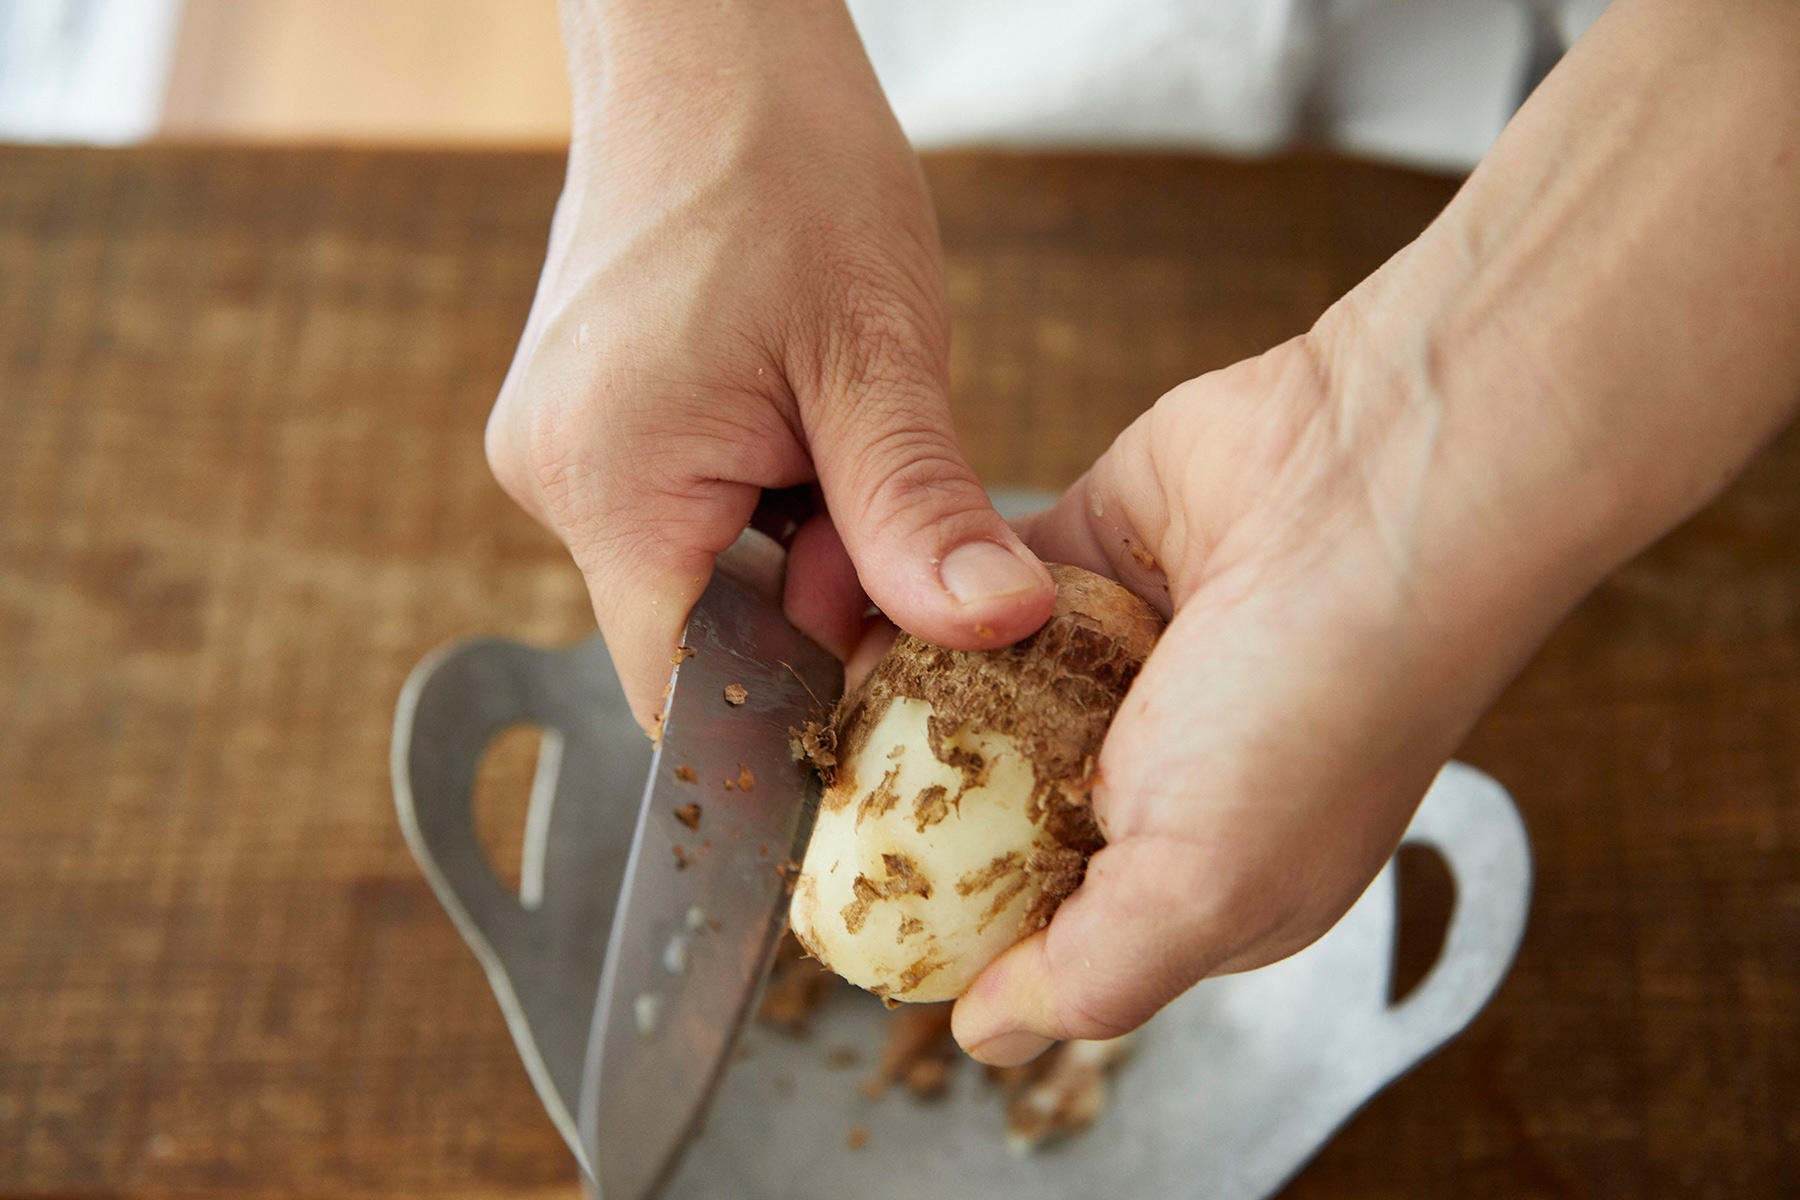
left=578, top=528, right=844, bottom=1199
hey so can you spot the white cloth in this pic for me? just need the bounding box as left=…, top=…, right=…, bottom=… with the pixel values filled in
left=850, top=0, right=1613, bottom=171
left=0, top=0, right=183, bottom=144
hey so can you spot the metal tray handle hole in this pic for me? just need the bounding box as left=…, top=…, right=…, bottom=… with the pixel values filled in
left=1388, top=843, right=1457, bottom=1008
left=471, top=721, right=564, bottom=912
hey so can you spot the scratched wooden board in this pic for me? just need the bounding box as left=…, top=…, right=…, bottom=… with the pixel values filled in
left=0, top=147, right=1794, bottom=1198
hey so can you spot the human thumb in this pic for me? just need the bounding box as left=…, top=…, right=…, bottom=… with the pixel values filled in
left=802, top=335, right=1054, bottom=650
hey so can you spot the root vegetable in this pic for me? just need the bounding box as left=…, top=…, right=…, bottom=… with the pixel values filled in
left=789, top=564, right=1163, bottom=1004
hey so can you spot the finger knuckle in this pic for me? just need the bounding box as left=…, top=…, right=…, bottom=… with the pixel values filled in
left=1055, top=984, right=1144, bottom=1043
left=846, top=424, right=985, bottom=536
left=524, top=403, right=597, bottom=519
left=484, top=403, right=532, bottom=509
left=1041, top=937, right=1155, bottom=1041
left=520, top=404, right=653, bottom=583
left=1201, top=861, right=1347, bottom=974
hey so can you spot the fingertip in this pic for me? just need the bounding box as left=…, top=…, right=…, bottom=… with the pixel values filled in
left=612, top=620, right=687, bottom=737
left=869, top=535, right=1054, bottom=652
left=566, top=484, right=766, bottom=734
left=582, top=558, right=717, bottom=735
left=812, top=421, right=1056, bottom=650
left=951, top=932, right=1059, bottom=1060
left=965, top=1029, right=1054, bottom=1068
left=951, top=849, right=1190, bottom=1054
left=938, top=538, right=1052, bottom=608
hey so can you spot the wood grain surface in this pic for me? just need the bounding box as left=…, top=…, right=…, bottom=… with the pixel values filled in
left=1, top=146, right=1795, bottom=1198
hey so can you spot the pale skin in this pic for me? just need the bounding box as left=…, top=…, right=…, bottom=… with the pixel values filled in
left=488, top=0, right=1800, bottom=1065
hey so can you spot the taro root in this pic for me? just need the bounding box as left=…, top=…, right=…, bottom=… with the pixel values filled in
left=789, top=564, right=1163, bottom=1004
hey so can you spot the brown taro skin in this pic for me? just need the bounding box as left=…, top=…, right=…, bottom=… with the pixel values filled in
left=830, top=564, right=1161, bottom=789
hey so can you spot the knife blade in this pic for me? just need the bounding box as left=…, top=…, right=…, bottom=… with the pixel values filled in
left=578, top=528, right=843, bottom=1199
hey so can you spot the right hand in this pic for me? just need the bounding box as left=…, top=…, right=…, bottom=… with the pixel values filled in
left=486, top=1, right=1054, bottom=730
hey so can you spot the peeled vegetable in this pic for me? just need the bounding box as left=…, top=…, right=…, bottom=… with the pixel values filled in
left=789, top=564, right=1164, bottom=1003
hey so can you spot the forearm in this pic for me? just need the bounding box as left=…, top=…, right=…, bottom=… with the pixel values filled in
left=1314, top=0, right=1800, bottom=685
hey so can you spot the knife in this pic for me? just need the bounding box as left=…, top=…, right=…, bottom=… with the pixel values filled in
left=578, top=527, right=843, bottom=1199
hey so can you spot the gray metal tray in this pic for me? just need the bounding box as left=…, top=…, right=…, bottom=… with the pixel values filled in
left=393, top=633, right=1530, bottom=1200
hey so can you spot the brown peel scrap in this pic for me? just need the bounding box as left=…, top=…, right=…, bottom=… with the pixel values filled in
left=862, top=1001, right=956, bottom=1100
left=791, top=720, right=836, bottom=780
left=996, top=1035, right=1135, bottom=1153
left=757, top=934, right=840, bottom=1035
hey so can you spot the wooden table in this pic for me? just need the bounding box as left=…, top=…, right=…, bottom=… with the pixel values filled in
left=1, top=146, right=1795, bottom=1198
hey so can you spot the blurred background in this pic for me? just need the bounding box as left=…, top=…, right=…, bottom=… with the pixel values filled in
left=3, top=0, right=1607, bottom=166
left=2, top=0, right=569, bottom=145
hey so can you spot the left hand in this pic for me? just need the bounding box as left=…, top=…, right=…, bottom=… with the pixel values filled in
left=945, top=329, right=1559, bottom=1065
left=948, top=0, right=1800, bottom=1064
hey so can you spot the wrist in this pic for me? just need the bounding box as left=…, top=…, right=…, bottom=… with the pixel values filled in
left=1300, top=281, right=1613, bottom=705
left=557, top=0, right=869, bottom=145
left=1304, top=0, right=1800, bottom=706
